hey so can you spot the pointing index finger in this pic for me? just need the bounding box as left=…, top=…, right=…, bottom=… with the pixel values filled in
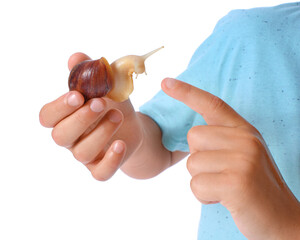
left=161, top=78, right=249, bottom=127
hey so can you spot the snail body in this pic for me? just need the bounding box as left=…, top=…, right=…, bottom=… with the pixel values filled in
left=68, top=46, right=163, bottom=102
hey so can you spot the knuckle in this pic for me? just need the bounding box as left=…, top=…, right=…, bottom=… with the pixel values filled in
left=72, top=147, right=91, bottom=164
left=247, top=134, right=265, bottom=153
left=247, top=125, right=262, bottom=138
left=190, top=175, right=202, bottom=192
left=186, top=155, right=194, bottom=173
left=186, top=153, right=198, bottom=174
left=187, top=126, right=202, bottom=144
left=190, top=176, right=202, bottom=200
left=208, top=95, right=226, bottom=113
left=186, top=129, right=194, bottom=145
left=190, top=177, right=197, bottom=192
left=108, top=158, right=121, bottom=173
left=232, top=151, right=258, bottom=177
left=237, top=154, right=257, bottom=176
left=185, top=84, right=195, bottom=99
left=51, top=128, right=65, bottom=146
left=74, top=110, right=90, bottom=126
left=228, top=171, right=251, bottom=196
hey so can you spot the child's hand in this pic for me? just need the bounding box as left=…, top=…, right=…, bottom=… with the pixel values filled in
left=39, top=53, right=143, bottom=181
left=162, top=78, right=300, bottom=240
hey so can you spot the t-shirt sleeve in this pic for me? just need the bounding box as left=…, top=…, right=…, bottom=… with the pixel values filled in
left=138, top=10, right=242, bottom=152
left=139, top=36, right=224, bottom=152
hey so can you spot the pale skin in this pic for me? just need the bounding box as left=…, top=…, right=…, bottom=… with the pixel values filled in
left=39, top=53, right=300, bottom=239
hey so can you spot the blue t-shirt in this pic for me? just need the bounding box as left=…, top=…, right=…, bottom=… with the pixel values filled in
left=140, top=2, right=300, bottom=239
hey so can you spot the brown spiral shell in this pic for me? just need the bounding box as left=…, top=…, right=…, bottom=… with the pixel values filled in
left=68, top=57, right=114, bottom=101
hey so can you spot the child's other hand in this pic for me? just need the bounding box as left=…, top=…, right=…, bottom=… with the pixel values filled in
left=39, top=53, right=142, bottom=181
left=162, top=78, right=300, bottom=240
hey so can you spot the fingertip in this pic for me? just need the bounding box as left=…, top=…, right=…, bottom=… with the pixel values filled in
left=89, top=97, right=106, bottom=113
left=39, top=91, right=86, bottom=128
left=112, top=140, right=127, bottom=167
left=88, top=140, right=127, bottom=182
left=161, top=78, right=168, bottom=90
left=64, top=91, right=85, bottom=107
left=68, top=52, right=91, bottom=71
left=107, top=109, right=124, bottom=124
left=112, top=140, right=126, bottom=154
left=161, top=78, right=178, bottom=92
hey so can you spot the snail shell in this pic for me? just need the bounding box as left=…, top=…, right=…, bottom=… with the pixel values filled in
left=68, top=57, right=113, bottom=101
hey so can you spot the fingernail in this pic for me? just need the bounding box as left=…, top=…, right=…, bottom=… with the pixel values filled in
left=108, top=111, right=122, bottom=123
left=67, top=93, right=81, bottom=107
left=90, top=99, right=104, bottom=113
left=165, top=78, right=177, bottom=89
left=113, top=141, right=124, bottom=154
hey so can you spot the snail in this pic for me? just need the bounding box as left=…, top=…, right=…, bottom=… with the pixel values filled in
left=68, top=46, right=164, bottom=102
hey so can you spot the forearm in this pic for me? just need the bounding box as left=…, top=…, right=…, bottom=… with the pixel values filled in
left=120, top=112, right=187, bottom=179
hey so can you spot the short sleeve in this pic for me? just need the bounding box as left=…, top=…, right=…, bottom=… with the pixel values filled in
left=138, top=10, right=246, bottom=152
left=139, top=39, right=224, bottom=152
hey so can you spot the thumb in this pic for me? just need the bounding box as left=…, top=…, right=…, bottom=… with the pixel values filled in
left=68, top=52, right=91, bottom=71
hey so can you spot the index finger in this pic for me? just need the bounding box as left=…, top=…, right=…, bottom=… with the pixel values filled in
left=161, top=78, right=249, bottom=127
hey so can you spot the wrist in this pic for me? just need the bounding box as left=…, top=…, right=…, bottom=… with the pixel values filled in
left=121, top=111, right=171, bottom=179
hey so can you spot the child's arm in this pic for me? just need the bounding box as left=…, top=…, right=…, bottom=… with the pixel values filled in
left=39, top=52, right=187, bottom=181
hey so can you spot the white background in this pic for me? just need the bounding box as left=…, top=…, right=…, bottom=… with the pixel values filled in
left=0, top=0, right=293, bottom=239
